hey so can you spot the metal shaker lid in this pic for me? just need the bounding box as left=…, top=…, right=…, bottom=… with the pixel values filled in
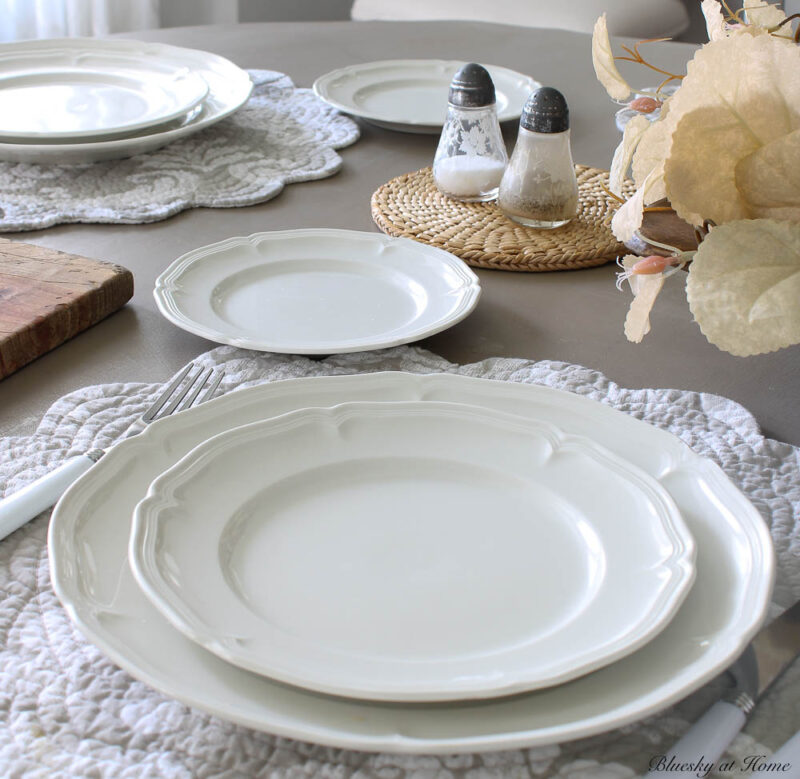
left=520, top=87, right=569, bottom=133
left=448, top=63, right=496, bottom=107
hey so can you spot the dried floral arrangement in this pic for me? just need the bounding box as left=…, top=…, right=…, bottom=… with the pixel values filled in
left=592, top=0, right=799, bottom=356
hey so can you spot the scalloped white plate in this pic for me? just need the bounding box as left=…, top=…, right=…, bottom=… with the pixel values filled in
left=313, top=59, right=539, bottom=134
left=130, top=401, right=695, bottom=702
left=49, top=373, right=773, bottom=753
left=0, top=38, right=252, bottom=163
left=153, top=229, right=481, bottom=355
left=0, top=45, right=209, bottom=141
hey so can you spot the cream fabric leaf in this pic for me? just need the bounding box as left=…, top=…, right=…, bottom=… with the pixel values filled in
left=591, top=14, right=631, bottom=101
left=665, top=105, right=760, bottom=226
left=610, top=114, right=650, bottom=196
left=631, top=101, right=671, bottom=202
left=736, top=128, right=800, bottom=221
left=660, top=34, right=800, bottom=226
left=744, top=0, right=793, bottom=37
left=701, top=0, right=727, bottom=40
left=687, top=219, right=800, bottom=356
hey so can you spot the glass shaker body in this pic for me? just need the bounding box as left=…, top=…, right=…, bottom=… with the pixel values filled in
left=498, top=126, right=578, bottom=229
left=433, top=104, right=508, bottom=202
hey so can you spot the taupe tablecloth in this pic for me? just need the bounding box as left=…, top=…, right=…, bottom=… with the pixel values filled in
left=0, top=21, right=797, bottom=447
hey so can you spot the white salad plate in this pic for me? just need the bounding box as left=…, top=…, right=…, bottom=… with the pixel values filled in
left=153, top=229, right=481, bottom=355
left=313, top=59, right=539, bottom=133
left=0, top=46, right=209, bottom=141
left=0, top=39, right=252, bottom=163
left=130, top=401, right=695, bottom=702
left=49, top=373, right=774, bottom=753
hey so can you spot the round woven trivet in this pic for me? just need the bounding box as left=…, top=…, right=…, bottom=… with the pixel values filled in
left=371, top=165, right=633, bottom=272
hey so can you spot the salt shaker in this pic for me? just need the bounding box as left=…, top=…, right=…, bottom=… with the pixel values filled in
left=433, top=63, right=508, bottom=202
left=498, top=87, right=578, bottom=228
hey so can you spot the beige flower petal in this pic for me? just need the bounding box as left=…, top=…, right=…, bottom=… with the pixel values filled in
left=736, top=128, right=800, bottom=221
left=687, top=219, right=800, bottom=356
left=591, top=14, right=631, bottom=101
left=610, top=114, right=650, bottom=196
left=611, top=181, right=646, bottom=243
left=701, top=0, right=727, bottom=40
left=624, top=265, right=665, bottom=343
left=611, top=171, right=662, bottom=242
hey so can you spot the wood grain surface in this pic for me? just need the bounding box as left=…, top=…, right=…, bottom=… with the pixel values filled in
left=0, top=239, right=133, bottom=380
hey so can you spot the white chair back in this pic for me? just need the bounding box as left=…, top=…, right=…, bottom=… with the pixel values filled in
left=351, top=0, right=690, bottom=39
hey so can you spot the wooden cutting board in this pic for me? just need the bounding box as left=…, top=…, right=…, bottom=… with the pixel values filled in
left=0, top=238, right=134, bottom=380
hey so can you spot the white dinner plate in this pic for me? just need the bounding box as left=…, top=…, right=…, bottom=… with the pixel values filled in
left=0, top=39, right=251, bottom=163
left=49, top=373, right=773, bottom=753
left=0, top=45, right=209, bottom=141
left=153, top=230, right=481, bottom=355
left=130, top=401, right=695, bottom=702
left=313, top=59, right=539, bottom=133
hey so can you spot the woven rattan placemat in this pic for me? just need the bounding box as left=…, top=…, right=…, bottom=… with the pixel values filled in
left=371, top=165, right=631, bottom=272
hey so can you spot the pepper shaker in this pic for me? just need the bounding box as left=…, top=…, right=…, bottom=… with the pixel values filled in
left=498, top=87, right=578, bottom=228
left=433, top=63, right=508, bottom=202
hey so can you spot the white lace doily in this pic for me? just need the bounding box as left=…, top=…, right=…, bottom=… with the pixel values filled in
left=1, top=345, right=798, bottom=778
left=0, top=71, right=360, bottom=233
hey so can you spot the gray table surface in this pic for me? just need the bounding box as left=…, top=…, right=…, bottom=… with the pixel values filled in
left=0, top=21, right=797, bottom=446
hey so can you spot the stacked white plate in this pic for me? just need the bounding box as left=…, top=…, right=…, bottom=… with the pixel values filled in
left=129, top=400, right=696, bottom=701
left=0, top=38, right=252, bottom=163
left=49, top=372, right=774, bottom=752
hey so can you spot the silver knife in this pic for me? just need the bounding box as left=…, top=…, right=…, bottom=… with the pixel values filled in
left=646, top=599, right=800, bottom=778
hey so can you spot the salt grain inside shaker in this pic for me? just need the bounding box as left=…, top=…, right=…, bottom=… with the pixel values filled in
left=433, top=63, right=508, bottom=202
left=498, top=87, right=578, bottom=229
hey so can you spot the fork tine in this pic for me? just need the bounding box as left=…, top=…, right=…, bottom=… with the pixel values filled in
left=158, top=366, right=204, bottom=419
left=141, top=363, right=192, bottom=423
left=197, top=370, right=224, bottom=405
left=178, top=367, right=213, bottom=412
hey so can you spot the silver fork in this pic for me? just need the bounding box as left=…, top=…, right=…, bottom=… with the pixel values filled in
left=0, top=363, right=224, bottom=542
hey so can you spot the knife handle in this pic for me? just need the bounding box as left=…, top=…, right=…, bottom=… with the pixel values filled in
left=0, top=452, right=103, bottom=542
left=751, top=730, right=800, bottom=778
left=646, top=700, right=747, bottom=777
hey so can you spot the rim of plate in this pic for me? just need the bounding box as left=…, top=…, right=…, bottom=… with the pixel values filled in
left=312, top=59, right=539, bottom=126
left=0, top=38, right=252, bottom=159
left=129, top=400, right=696, bottom=702
left=0, top=67, right=209, bottom=141
left=48, top=372, right=775, bottom=753
left=152, top=229, right=481, bottom=354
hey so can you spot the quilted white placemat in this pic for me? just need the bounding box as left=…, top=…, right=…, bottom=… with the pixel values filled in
left=0, top=71, right=360, bottom=233
left=1, top=345, right=798, bottom=778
